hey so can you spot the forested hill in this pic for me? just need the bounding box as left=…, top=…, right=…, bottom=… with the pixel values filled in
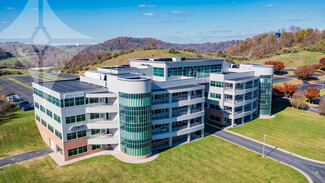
left=225, top=27, right=325, bottom=59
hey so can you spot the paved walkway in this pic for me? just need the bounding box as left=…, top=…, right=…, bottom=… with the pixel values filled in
left=205, top=125, right=325, bottom=183
left=0, top=147, right=53, bottom=168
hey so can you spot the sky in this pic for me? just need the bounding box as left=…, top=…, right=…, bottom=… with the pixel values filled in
left=0, top=0, right=324, bottom=44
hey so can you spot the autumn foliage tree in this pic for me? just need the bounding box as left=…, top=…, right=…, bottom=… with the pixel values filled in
left=272, top=86, right=285, bottom=97
left=303, top=87, right=320, bottom=102
left=294, top=65, right=316, bottom=79
left=264, top=61, right=285, bottom=72
left=312, top=63, right=322, bottom=70
left=283, top=83, right=299, bottom=97
left=320, top=58, right=325, bottom=70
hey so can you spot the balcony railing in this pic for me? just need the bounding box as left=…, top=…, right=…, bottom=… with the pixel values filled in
left=152, top=112, right=170, bottom=120
left=172, top=95, right=188, bottom=102
left=190, top=95, right=203, bottom=99
left=190, top=108, right=202, bottom=114
left=172, top=125, right=188, bottom=131
left=152, top=98, right=169, bottom=105
left=152, top=127, right=169, bottom=135
left=89, top=133, right=116, bottom=139
left=190, top=122, right=203, bottom=127
left=234, top=110, right=243, bottom=115
left=172, top=110, right=188, bottom=117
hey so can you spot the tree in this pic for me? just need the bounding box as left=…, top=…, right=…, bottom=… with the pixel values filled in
left=264, top=61, right=285, bottom=72
left=318, top=95, right=325, bottom=115
left=168, top=46, right=179, bottom=54
left=303, top=87, right=320, bottom=102
left=272, top=86, right=285, bottom=97
left=294, top=65, right=316, bottom=79
left=290, top=92, right=307, bottom=109
left=183, top=47, right=197, bottom=53
left=216, top=50, right=226, bottom=58
left=283, top=83, right=299, bottom=97
left=320, top=57, right=325, bottom=70
left=312, top=63, right=322, bottom=70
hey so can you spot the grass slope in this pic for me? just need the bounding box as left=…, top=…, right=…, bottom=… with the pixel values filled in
left=237, top=51, right=325, bottom=69
left=229, top=102, right=325, bottom=161
left=0, top=107, right=46, bottom=158
left=0, top=136, right=307, bottom=183
left=86, top=50, right=211, bottom=71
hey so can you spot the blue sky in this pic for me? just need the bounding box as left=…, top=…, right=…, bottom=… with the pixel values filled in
left=0, top=0, right=324, bottom=44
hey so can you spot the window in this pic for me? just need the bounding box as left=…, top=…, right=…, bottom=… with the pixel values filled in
left=92, top=145, right=101, bottom=150
left=33, top=88, right=62, bottom=107
left=55, top=130, right=62, bottom=140
left=67, top=132, right=77, bottom=140
left=76, top=114, right=86, bottom=122
left=210, top=104, right=220, bottom=110
left=40, top=105, right=45, bottom=113
left=47, top=124, right=54, bottom=133
left=64, top=98, right=75, bottom=107
left=210, top=81, right=224, bottom=87
left=244, top=104, right=252, bottom=112
left=78, top=146, right=88, bottom=154
left=68, top=146, right=88, bottom=157
left=91, top=129, right=100, bottom=135
left=90, top=113, right=100, bottom=119
left=210, top=93, right=221, bottom=99
left=66, top=116, right=76, bottom=124
left=36, top=115, right=40, bottom=122
left=153, top=67, right=165, bottom=77
left=46, top=109, right=53, bottom=118
left=35, top=102, right=39, bottom=109
left=41, top=119, right=47, bottom=127
left=77, top=130, right=87, bottom=138
left=210, top=115, right=221, bottom=122
left=56, top=145, right=63, bottom=155
left=75, top=97, right=85, bottom=106
left=54, top=114, right=61, bottom=123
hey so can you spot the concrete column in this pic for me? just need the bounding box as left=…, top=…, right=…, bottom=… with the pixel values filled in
left=169, top=107, right=172, bottom=118
left=187, top=120, right=191, bottom=128
left=241, top=117, right=244, bottom=124
left=169, top=137, right=172, bottom=147
left=187, top=133, right=191, bottom=142
left=169, top=123, right=172, bottom=132
left=231, top=118, right=234, bottom=127
left=187, top=105, right=191, bottom=115
left=169, top=93, right=172, bottom=103
left=188, top=91, right=191, bottom=100
left=201, top=129, right=204, bottom=138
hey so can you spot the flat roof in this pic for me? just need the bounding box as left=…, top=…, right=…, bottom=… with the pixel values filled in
left=152, top=84, right=204, bottom=91
left=226, top=76, right=257, bottom=81
left=129, top=57, right=224, bottom=64
left=35, top=79, right=105, bottom=93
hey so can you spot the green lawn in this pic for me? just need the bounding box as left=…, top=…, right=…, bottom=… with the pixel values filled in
left=0, top=136, right=307, bottom=183
left=237, top=51, right=325, bottom=69
left=0, top=107, right=46, bottom=158
left=320, top=89, right=325, bottom=96
left=273, top=79, right=301, bottom=87
left=229, top=102, right=325, bottom=161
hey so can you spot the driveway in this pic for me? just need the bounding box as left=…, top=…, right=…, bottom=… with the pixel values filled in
left=0, top=78, right=34, bottom=103
left=0, top=147, right=53, bottom=168
left=205, top=125, right=325, bottom=183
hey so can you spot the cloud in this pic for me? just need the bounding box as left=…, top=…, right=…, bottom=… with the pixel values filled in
left=170, top=11, right=192, bottom=15
left=138, top=4, right=156, bottom=8
left=142, top=13, right=167, bottom=17
left=0, top=21, right=10, bottom=24
left=160, top=20, right=187, bottom=23
left=6, top=7, right=15, bottom=10
left=265, top=4, right=278, bottom=7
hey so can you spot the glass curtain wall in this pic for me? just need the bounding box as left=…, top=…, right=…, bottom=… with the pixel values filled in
left=258, top=75, right=273, bottom=115
left=119, top=92, right=152, bottom=157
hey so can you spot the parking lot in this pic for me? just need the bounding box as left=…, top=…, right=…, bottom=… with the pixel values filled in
left=0, top=73, right=78, bottom=104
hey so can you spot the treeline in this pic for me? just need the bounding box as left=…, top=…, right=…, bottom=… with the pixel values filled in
left=225, top=26, right=325, bottom=58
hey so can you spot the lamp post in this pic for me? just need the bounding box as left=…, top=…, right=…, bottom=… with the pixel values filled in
left=263, top=134, right=267, bottom=158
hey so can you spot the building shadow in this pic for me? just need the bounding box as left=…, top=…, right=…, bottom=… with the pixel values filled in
left=272, top=98, right=290, bottom=115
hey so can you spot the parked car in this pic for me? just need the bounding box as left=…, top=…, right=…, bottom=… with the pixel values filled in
left=311, top=99, right=320, bottom=105
left=17, top=101, right=29, bottom=108
left=12, top=96, right=23, bottom=102
left=22, top=105, right=34, bottom=111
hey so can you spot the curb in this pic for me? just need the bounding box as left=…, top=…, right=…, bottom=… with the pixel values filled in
left=211, top=133, right=313, bottom=183
left=206, top=123, right=325, bottom=165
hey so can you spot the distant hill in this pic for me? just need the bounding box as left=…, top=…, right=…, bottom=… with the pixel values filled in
left=225, top=27, right=325, bottom=59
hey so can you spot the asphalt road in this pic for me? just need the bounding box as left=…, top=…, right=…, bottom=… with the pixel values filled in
left=0, top=148, right=53, bottom=168
left=205, top=126, right=325, bottom=183
left=0, top=78, right=34, bottom=103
